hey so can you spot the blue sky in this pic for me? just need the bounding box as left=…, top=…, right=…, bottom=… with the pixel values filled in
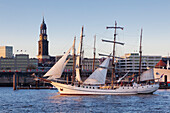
left=0, top=0, right=170, bottom=58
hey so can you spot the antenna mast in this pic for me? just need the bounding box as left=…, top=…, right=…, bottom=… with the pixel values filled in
left=106, top=21, right=123, bottom=87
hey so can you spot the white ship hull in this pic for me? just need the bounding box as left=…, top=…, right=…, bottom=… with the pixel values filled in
left=51, top=82, right=159, bottom=95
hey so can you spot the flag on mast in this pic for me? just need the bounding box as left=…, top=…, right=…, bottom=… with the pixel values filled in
left=160, top=74, right=164, bottom=78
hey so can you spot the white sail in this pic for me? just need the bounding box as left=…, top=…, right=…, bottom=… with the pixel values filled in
left=47, top=59, right=70, bottom=80
left=76, top=41, right=81, bottom=69
left=83, top=57, right=110, bottom=85
left=43, top=47, right=71, bottom=78
left=140, top=68, right=154, bottom=81
left=75, top=40, right=81, bottom=82
left=76, top=68, right=82, bottom=82
left=76, top=56, right=82, bottom=82
left=77, top=39, right=81, bottom=55
left=75, top=27, right=84, bottom=82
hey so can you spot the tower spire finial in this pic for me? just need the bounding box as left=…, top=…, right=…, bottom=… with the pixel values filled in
left=42, top=16, right=45, bottom=23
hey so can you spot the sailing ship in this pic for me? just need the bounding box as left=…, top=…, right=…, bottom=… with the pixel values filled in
left=41, top=23, right=159, bottom=95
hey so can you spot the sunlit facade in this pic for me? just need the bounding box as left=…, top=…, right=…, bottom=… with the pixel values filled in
left=0, top=54, right=38, bottom=71
left=116, top=53, right=162, bottom=74
left=0, top=46, right=13, bottom=58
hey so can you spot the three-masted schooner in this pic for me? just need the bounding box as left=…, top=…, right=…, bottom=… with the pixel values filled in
left=41, top=23, right=159, bottom=95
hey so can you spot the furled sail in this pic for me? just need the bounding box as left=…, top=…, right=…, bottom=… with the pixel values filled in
left=77, top=39, right=81, bottom=55
left=83, top=57, right=110, bottom=85
left=75, top=27, right=84, bottom=82
left=43, top=47, right=71, bottom=78
left=76, top=57, right=82, bottom=82
left=140, top=68, right=154, bottom=81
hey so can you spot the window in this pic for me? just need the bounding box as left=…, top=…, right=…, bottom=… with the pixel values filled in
left=156, top=72, right=159, bottom=75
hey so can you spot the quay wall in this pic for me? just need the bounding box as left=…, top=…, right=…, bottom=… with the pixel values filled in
left=0, top=72, right=169, bottom=89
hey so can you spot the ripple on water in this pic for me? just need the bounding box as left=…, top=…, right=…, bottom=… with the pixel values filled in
left=0, top=88, right=170, bottom=112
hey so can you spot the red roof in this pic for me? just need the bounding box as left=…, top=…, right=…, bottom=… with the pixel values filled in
left=155, top=60, right=166, bottom=68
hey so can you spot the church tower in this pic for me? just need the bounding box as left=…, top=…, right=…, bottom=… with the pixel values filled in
left=37, top=17, right=50, bottom=63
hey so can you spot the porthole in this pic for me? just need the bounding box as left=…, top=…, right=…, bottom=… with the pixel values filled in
left=60, top=88, right=63, bottom=91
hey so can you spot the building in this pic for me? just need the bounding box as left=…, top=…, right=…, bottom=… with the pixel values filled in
left=37, top=17, right=50, bottom=63
left=154, top=68, right=170, bottom=87
left=82, top=58, right=101, bottom=71
left=0, top=54, right=38, bottom=71
left=155, top=60, right=167, bottom=69
left=0, top=58, right=15, bottom=70
left=116, top=53, right=162, bottom=75
left=0, top=46, right=13, bottom=58
left=157, top=57, right=170, bottom=69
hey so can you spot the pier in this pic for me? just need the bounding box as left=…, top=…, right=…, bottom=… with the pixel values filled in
left=0, top=70, right=93, bottom=90
left=0, top=70, right=169, bottom=90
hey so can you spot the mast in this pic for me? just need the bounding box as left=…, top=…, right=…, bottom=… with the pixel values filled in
left=92, top=35, right=96, bottom=72
left=79, top=26, right=84, bottom=77
left=71, top=36, right=76, bottom=85
left=138, top=28, right=143, bottom=83
left=106, top=21, right=123, bottom=87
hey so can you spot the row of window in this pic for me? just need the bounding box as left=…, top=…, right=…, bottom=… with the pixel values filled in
left=0, top=66, right=14, bottom=67
left=0, top=63, right=15, bottom=64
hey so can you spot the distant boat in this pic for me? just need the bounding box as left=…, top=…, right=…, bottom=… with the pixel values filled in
left=42, top=23, right=159, bottom=95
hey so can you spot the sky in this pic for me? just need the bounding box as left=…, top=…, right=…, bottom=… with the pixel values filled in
left=1, top=0, right=170, bottom=58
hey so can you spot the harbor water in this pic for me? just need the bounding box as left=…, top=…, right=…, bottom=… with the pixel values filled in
left=0, top=87, right=170, bottom=113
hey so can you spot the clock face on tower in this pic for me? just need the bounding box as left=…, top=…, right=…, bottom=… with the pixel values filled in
left=40, top=36, right=42, bottom=40
left=44, top=36, right=47, bottom=40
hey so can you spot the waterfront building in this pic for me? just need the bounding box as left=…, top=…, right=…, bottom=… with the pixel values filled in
left=82, top=58, right=101, bottom=71
left=160, top=57, right=170, bottom=69
left=15, top=54, right=29, bottom=71
left=0, top=46, right=13, bottom=58
left=154, top=57, right=170, bottom=87
left=0, top=58, right=15, bottom=70
left=116, top=53, right=162, bottom=75
left=0, top=54, right=38, bottom=71
left=37, top=17, right=50, bottom=63
left=155, top=60, right=167, bottom=69
left=15, top=54, right=38, bottom=71
left=154, top=68, right=170, bottom=87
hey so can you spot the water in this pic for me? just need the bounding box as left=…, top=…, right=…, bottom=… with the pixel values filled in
left=0, top=87, right=170, bottom=113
